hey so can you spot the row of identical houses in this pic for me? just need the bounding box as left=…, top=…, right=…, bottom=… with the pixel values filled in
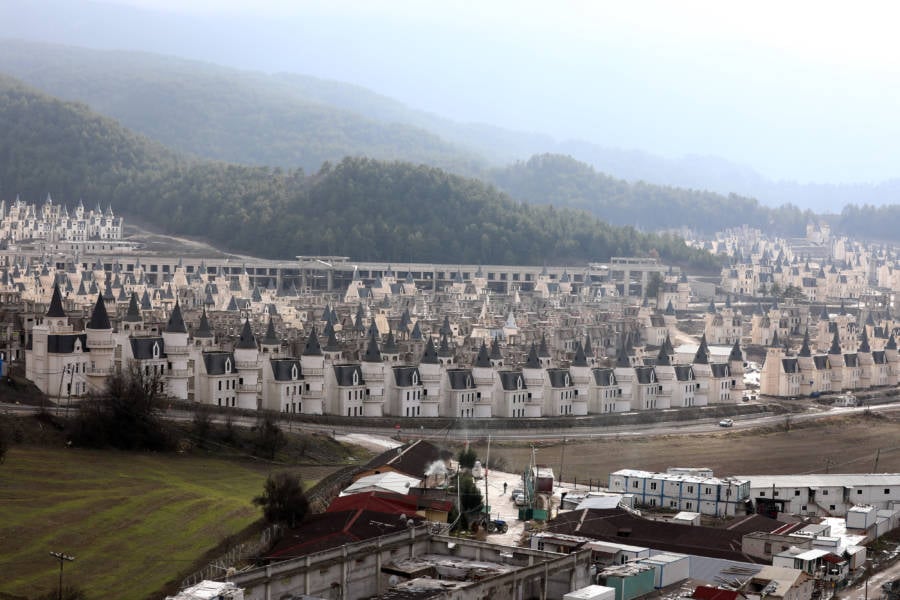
left=1, top=196, right=123, bottom=243
left=25, top=283, right=749, bottom=418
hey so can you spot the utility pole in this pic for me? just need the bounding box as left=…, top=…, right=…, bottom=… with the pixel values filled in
left=873, top=448, right=881, bottom=473
left=49, top=551, right=75, bottom=600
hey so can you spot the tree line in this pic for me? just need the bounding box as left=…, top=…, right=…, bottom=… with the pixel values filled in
left=0, top=77, right=721, bottom=269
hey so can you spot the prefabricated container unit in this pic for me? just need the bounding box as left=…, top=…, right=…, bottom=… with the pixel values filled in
left=635, top=553, right=690, bottom=588
left=564, top=585, right=617, bottom=600
left=600, top=567, right=656, bottom=600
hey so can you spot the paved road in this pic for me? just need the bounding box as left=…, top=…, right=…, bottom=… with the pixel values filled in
left=5, top=398, right=900, bottom=442
left=838, top=558, right=900, bottom=600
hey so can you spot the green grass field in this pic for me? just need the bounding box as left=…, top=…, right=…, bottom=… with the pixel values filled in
left=0, top=446, right=290, bottom=599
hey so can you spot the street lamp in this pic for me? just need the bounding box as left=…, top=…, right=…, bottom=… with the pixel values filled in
left=49, top=551, right=75, bottom=600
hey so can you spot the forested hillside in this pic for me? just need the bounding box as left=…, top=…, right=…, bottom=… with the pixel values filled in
left=489, top=155, right=813, bottom=235
left=0, top=40, right=485, bottom=174
left=0, top=76, right=720, bottom=269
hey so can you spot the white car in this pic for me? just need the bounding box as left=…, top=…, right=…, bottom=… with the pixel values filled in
left=719, top=418, right=734, bottom=427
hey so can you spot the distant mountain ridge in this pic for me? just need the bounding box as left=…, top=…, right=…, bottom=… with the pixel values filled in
left=0, top=75, right=720, bottom=269
left=2, top=38, right=897, bottom=214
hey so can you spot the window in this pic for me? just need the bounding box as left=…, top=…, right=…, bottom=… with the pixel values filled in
left=822, top=490, right=828, bottom=496
left=795, top=490, right=801, bottom=496
left=886, top=489, right=891, bottom=494
left=857, top=490, right=863, bottom=495
left=773, top=491, right=779, bottom=497
left=687, top=486, right=694, bottom=493
left=650, top=482, right=657, bottom=491
left=829, top=505, right=836, bottom=511
left=685, top=502, right=692, bottom=510
left=632, top=481, right=639, bottom=489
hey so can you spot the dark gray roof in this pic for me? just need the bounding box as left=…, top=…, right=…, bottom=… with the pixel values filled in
left=710, top=363, right=730, bottom=378
left=202, top=351, right=235, bottom=375
left=46, top=284, right=66, bottom=318
left=141, top=289, right=153, bottom=310
left=438, top=333, right=452, bottom=357
left=497, top=370, right=526, bottom=391
left=547, top=368, right=573, bottom=388
left=166, top=301, right=187, bottom=334
left=262, top=318, right=279, bottom=346
left=829, top=329, right=842, bottom=355
left=813, top=355, right=830, bottom=370
left=87, top=292, right=111, bottom=330
left=571, top=341, right=588, bottom=367
left=122, top=292, right=142, bottom=322
left=363, top=329, right=382, bottom=362
left=592, top=368, right=616, bottom=386
left=538, top=334, right=550, bottom=357
left=490, top=337, right=503, bottom=360
left=525, top=343, right=541, bottom=368
left=130, top=337, right=166, bottom=360
left=382, top=331, right=399, bottom=354
left=324, top=324, right=341, bottom=352
left=858, top=328, right=871, bottom=353
left=333, top=364, right=364, bottom=386
left=303, top=327, right=322, bottom=356
left=844, top=354, right=859, bottom=367
left=270, top=358, right=302, bottom=381
left=410, top=321, right=423, bottom=341
left=873, top=351, right=887, bottom=365
left=798, top=330, right=812, bottom=357
left=634, top=366, right=656, bottom=384
left=393, top=366, right=421, bottom=387
left=888, top=334, right=898, bottom=351
left=421, top=337, right=439, bottom=364
left=474, top=340, right=491, bottom=367
left=674, top=365, right=694, bottom=381
left=693, top=334, right=710, bottom=364
left=236, top=319, right=257, bottom=350
left=195, top=309, right=213, bottom=338
left=729, top=339, right=743, bottom=362
left=46, top=333, right=87, bottom=354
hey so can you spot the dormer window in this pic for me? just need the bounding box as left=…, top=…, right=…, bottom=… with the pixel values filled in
left=225, top=358, right=232, bottom=374
left=564, top=374, right=570, bottom=386
left=466, top=375, right=472, bottom=388
left=412, top=372, right=419, bottom=386
left=352, top=370, right=359, bottom=386
left=291, top=364, right=299, bottom=380
left=517, top=376, right=523, bottom=390
left=152, top=342, right=160, bottom=359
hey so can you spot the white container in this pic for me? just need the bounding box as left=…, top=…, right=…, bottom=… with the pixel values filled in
left=564, top=585, right=617, bottom=600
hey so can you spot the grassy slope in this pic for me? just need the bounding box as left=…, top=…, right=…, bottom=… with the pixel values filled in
left=0, top=447, right=277, bottom=599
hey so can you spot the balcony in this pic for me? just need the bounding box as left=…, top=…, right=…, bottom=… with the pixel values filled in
left=235, top=361, right=258, bottom=370
left=87, top=339, right=116, bottom=349
left=238, top=384, right=259, bottom=394
left=168, top=369, right=192, bottom=378
left=303, top=367, right=324, bottom=377
left=166, top=345, right=189, bottom=354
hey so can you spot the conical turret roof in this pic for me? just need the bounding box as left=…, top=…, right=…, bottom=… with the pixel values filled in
left=123, top=292, right=142, bottom=322
left=46, top=284, right=66, bottom=318
left=236, top=319, right=257, bottom=349
left=195, top=309, right=213, bottom=338
left=262, top=318, right=279, bottom=346
left=87, top=292, right=111, bottom=330
left=166, top=300, right=187, bottom=333
left=303, top=326, right=322, bottom=355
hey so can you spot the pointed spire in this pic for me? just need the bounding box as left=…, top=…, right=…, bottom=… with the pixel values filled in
left=324, top=324, right=341, bottom=352
left=236, top=319, right=257, bottom=350
left=166, top=300, right=187, bottom=333
left=303, top=326, right=322, bottom=356
left=693, top=334, right=710, bottom=364
left=410, top=320, right=423, bottom=340
left=421, top=337, right=439, bottom=364
left=474, top=340, right=491, bottom=367
left=383, top=330, right=399, bottom=354
left=828, top=328, right=842, bottom=355
left=525, top=342, right=541, bottom=368
left=439, top=315, right=452, bottom=336
left=707, top=299, right=716, bottom=314
left=490, top=337, right=503, bottom=360
left=615, top=344, right=631, bottom=368
left=87, top=292, right=111, bottom=330
left=798, top=330, right=811, bottom=357
left=363, top=328, right=382, bottom=362
left=820, top=305, right=830, bottom=320
left=770, top=330, right=780, bottom=349
left=262, top=317, right=279, bottom=346
left=46, top=283, right=66, bottom=318
left=195, top=308, right=213, bottom=338
left=572, top=341, right=588, bottom=367
left=538, top=333, right=550, bottom=357
left=438, top=333, right=452, bottom=357
left=887, top=333, right=897, bottom=351
left=584, top=334, right=595, bottom=358
left=656, top=343, right=671, bottom=366
left=141, top=289, right=152, bottom=310
left=665, top=300, right=675, bottom=315
left=859, top=327, right=871, bottom=353
left=123, top=292, right=142, bottom=322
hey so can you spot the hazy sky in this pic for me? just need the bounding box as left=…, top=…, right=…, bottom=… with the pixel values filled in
left=12, top=0, right=900, bottom=184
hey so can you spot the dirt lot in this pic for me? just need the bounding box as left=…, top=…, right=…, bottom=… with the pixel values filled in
left=480, top=412, right=900, bottom=486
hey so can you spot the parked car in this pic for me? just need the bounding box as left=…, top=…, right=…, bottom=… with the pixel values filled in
left=719, top=418, right=734, bottom=427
